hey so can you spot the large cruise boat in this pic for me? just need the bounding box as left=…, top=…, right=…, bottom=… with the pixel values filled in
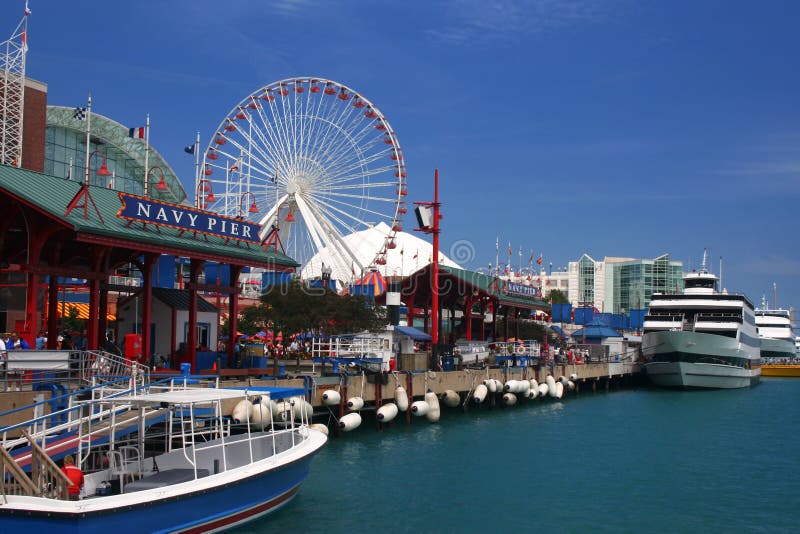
left=642, top=253, right=761, bottom=389
left=754, top=296, right=797, bottom=361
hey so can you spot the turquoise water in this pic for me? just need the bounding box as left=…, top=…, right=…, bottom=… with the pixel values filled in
left=237, top=379, right=800, bottom=533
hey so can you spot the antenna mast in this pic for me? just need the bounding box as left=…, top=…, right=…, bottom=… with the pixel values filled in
left=0, top=2, right=30, bottom=167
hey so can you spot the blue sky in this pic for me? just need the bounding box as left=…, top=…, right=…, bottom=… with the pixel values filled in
left=5, top=0, right=800, bottom=312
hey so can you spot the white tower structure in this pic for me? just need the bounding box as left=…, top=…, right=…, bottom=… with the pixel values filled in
left=0, top=3, right=30, bottom=167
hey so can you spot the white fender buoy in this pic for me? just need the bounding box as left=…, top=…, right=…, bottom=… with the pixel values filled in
left=250, top=401, right=272, bottom=427
left=485, top=379, right=497, bottom=393
left=555, top=382, right=564, bottom=399
left=231, top=399, right=253, bottom=424
left=504, top=379, right=518, bottom=393
left=472, top=384, right=488, bottom=404
left=310, top=423, right=329, bottom=436
left=338, top=412, right=362, bottom=431
left=546, top=375, right=557, bottom=398
left=377, top=402, right=399, bottom=422
left=529, top=379, right=539, bottom=399
left=558, top=375, right=569, bottom=385
left=441, top=390, right=460, bottom=408
left=347, top=396, right=364, bottom=411
left=425, top=390, right=441, bottom=422
left=271, top=399, right=292, bottom=422
left=493, top=379, right=504, bottom=393
left=411, top=400, right=429, bottom=416
left=321, top=390, right=341, bottom=406
left=570, top=373, right=578, bottom=381
left=291, top=397, right=314, bottom=422
left=517, top=379, right=530, bottom=397
left=538, top=383, right=549, bottom=397
left=502, top=393, right=517, bottom=406
left=395, top=386, right=409, bottom=412
left=567, top=380, right=576, bottom=391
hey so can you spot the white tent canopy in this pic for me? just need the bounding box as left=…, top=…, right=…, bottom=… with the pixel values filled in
left=300, top=222, right=462, bottom=285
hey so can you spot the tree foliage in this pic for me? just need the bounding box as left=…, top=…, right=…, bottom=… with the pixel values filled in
left=229, top=280, right=386, bottom=337
left=548, top=289, right=569, bottom=304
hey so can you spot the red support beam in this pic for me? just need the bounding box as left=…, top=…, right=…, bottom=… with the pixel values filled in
left=141, top=253, right=158, bottom=367
left=187, top=258, right=205, bottom=373
left=47, top=276, right=59, bottom=349
left=227, top=265, right=243, bottom=368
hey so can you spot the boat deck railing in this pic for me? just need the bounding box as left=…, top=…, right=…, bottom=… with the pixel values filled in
left=1, top=349, right=150, bottom=392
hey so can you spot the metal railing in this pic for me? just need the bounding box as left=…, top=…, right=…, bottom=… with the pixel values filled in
left=2, top=349, right=149, bottom=392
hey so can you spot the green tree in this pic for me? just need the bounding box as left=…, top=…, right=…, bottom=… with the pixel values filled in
left=258, top=280, right=385, bottom=337
left=62, top=306, right=85, bottom=334
left=548, top=289, right=569, bottom=304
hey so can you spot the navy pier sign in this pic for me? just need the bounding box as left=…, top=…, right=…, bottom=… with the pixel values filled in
left=504, top=281, right=541, bottom=298
left=117, top=193, right=261, bottom=243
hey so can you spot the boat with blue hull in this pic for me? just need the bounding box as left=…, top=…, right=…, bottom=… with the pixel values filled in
left=0, top=388, right=326, bottom=533
left=642, top=251, right=761, bottom=389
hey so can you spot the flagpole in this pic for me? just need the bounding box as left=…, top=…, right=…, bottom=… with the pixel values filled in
left=194, top=130, right=200, bottom=200
left=83, top=94, right=92, bottom=185
left=144, top=114, right=150, bottom=196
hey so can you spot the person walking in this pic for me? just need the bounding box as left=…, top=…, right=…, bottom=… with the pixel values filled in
left=6, top=332, right=30, bottom=391
left=60, top=454, right=84, bottom=500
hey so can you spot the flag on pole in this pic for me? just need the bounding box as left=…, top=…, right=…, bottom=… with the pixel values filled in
left=20, top=30, right=27, bottom=52
left=507, top=241, right=512, bottom=256
left=184, top=144, right=195, bottom=155
left=537, top=253, right=543, bottom=265
left=128, top=127, right=145, bottom=139
left=73, top=107, right=87, bottom=120
left=24, top=1, right=31, bottom=16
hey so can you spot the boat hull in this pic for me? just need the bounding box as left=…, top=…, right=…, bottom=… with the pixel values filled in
left=642, top=330, right=760, bottom=389
left=761, top=365, right=800, bottom=378
left=759, top=337, right=797, bottom=360
left=0, top=435, right=324, bottom=533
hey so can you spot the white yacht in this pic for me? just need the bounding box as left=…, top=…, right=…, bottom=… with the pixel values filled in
left=754, top=296, right=797, bottom=361
left=642, top=251, right=761, bottom=389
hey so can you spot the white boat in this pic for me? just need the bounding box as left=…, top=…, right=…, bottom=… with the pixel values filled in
left=642, top=251, right=761, bottom=389
left=754, top=296, right=797, bottom=362
left=0, top=387, right=326, bottom=532
left=454, top=340, right=490, bottom=365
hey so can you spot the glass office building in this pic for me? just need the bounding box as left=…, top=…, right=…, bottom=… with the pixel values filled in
left=567, top=253, right=684, bottom=313
left=45, top=106, right=187, bottom=204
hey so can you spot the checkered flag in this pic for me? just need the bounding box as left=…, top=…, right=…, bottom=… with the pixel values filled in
left=73, top=106, right=86, bottom=120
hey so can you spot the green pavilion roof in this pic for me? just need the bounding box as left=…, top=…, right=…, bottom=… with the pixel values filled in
left=0, top=165, right=297, bottom=269
left=438, top=265, right=550, bottom=309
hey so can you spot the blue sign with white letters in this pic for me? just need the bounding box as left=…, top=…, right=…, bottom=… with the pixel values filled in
left=117, top=193, right=261, bottom=243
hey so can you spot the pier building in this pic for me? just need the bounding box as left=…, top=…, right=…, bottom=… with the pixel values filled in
left=537, top=253, right=684, bottom=314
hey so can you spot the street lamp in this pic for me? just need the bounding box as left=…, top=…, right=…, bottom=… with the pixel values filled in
left=239, top=191, right=258, bottom=217
left=146, top=165, right=168, bottom=195
left=196, top=178, right=216, bottom=209
left=89, top=149, right=111, bottom=180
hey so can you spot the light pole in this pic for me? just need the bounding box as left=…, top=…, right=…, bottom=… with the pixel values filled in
left=196, top=178, right=216, bottom=209
left=239, top=191, right=258, bottom=217
left=146, top=165, right=168, bottom=197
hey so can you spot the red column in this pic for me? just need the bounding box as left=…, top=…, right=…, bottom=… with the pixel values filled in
left=170, top=307, right=177, bottom=369
left=23, top=244, right=45, bottom=347
left=141, top=254, right=158, bottom=366
left=464, top=294, right=473, bottom=341
left=405, top=293, right=415, bottom=328
left=98, top=278, right=109, bottom=347
left=187, top=259, right=205, bottom=373
left=47, top=276, right=59, bottom=349
left=430, top=169, right=441, bottom=345
left=228, top=265, right=243, bottom=368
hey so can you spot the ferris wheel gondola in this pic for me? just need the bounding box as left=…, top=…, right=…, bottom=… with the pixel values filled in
left=197, top=77, right=407, bottom=284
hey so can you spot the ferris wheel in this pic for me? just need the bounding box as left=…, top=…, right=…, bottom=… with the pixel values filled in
left=197, top=77, right=408, bottom=282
